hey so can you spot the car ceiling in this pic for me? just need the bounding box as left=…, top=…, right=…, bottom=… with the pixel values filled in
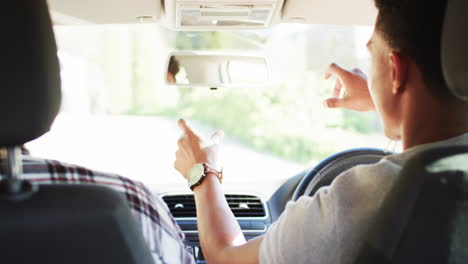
left=48, top=0, right=377, bottom=26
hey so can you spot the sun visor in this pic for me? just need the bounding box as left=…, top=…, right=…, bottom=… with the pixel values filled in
left=162, top=0, right=284, bottom=30
left=48, top=0, right=161, bottom=24
left=282, top=0, right=377, bottom=26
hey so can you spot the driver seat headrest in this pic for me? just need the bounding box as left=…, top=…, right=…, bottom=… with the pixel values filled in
left=442, top=0, right=468, bottom=100
left=0, top=0, right=61, bottom=147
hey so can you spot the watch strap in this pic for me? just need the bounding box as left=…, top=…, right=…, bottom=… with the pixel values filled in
left=203, top=163, right=223, bottom=184
left=189, top=174, right=206, bottom=191
left=189, top=163, right=222, bottom=191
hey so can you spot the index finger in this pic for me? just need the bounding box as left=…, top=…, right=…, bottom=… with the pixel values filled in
left=325, top=63, right=349, bottom=80
left=178, top=119, right=193, bottom=134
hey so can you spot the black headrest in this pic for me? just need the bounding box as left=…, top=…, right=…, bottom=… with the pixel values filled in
left=0, top=0, right=61, bottom=147
left=442, top=0, right=468, bottom=100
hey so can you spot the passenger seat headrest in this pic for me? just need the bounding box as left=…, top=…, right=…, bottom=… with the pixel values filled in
left=442, top=0, right=468, bottom=100
left=0, top=0, right=61, bottom=147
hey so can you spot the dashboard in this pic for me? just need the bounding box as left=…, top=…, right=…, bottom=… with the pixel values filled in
left=161, top=193, right=273, bottom=263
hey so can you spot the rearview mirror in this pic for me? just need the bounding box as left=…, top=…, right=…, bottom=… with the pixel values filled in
left=166, top=52, right=269, bottom=88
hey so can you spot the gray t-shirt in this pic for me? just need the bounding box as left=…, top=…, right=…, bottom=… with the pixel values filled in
left=260, top=133, right=468, bottom=264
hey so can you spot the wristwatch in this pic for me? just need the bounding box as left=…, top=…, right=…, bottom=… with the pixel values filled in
left=187, top=163, right=222, bottom=191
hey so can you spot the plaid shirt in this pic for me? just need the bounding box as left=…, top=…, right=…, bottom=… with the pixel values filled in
left=0, top=151, right=195, bottom=264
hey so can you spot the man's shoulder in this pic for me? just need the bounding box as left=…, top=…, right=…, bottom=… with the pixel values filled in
left=21, top=154, right=177, bottom=223
left=260, top=159, right=406, bottom=264
left=279, top=158, right=404, bottom=230
left=21, top=155, right=156, bottom=208
left=23, top=154, right=122, bottom=178
left=333, top=158, right=402, bottom=189
left=23, top=155, right=138, bottom=182
left=387, top=132, right=468, bottom=165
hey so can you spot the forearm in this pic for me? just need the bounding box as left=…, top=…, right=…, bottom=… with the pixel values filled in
left=193, top=173, right=245, bottom=263
left=175, top=119, right=261, bottom=263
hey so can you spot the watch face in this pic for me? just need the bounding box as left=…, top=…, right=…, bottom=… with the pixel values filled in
left=188, top=163, right=205, bottom=186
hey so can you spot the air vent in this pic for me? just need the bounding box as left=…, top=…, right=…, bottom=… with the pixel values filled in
left=225, top=194, right=266, bottom=217
left=162, top=194, right=266, bottom=218
left=162, top=195, right=195, bottom=218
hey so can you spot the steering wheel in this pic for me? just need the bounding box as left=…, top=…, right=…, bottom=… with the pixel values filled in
left=292, top=148, right=392, bottom=201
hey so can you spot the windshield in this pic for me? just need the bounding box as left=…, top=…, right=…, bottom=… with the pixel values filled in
left=26, top=24, right=392, bottom=190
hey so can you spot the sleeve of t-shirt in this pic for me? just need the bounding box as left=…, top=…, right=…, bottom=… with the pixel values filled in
left=259, top=160, right=401, bottom=264
left=259, top=188, right=339, bottom=264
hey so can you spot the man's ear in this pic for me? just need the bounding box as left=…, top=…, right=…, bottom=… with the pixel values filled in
left=389, top=52, right=409, bottom=95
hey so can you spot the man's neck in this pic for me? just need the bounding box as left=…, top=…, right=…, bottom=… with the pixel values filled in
left=401, top=96, right=468, bottom=150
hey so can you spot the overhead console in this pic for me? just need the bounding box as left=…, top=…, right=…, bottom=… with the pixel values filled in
left=162, top=0, right=284, bottom=30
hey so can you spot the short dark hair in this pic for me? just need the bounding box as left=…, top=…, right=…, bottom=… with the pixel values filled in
left=374, top=0, right=449, bottom=98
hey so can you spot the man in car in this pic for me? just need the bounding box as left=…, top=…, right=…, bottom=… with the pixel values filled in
left=174, top=0, right=468, bottom=263
left=12, top=146, right=195, bottom=264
